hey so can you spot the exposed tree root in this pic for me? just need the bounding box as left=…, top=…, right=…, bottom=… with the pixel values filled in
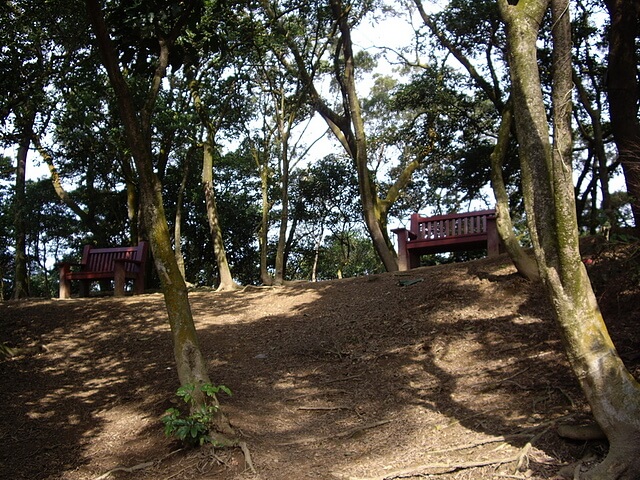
left=341, top=424, right=554, bottom=480
left=557, top=423, right=606, bottom=441
left=92, top=449, right=183, bottom=480
left=344, top=455, right=523, bottom=480
left=92, top=439, right=256, bottom=480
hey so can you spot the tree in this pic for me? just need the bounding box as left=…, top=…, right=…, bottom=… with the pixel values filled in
left=86, top=0, right=234, bottom=437
left=260, top=0, right=426, bottom=272
left=603, top=0, right=640, bottom=227
left=187, top=69, right=240, bottom=291
left=411, top=0, right=540, bottom=280
left=289, top=154, right=371, bottom=280
left=498, top=0, right=640, bottom=478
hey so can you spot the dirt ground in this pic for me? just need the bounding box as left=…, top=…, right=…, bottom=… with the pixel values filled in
left=2, top=244, right=640, bottom=480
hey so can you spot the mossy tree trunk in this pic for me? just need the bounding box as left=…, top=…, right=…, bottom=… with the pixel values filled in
left=499, top=1, right=640, bottom=478
left=87, top=0, right=232, bottom=433
left=489, top=99, right=539, bottom=282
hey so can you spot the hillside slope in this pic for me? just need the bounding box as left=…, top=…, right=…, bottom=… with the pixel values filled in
left=1, top=250, right=639, bottom=480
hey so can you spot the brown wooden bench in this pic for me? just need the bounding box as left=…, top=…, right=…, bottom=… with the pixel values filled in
left=58, top=242, right=149, bottom=298
left=392, top=210, right=500, bottom=270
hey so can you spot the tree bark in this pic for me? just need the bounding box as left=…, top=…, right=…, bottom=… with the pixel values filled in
left=11, top=108, right=34, bottom=299
left=202, top=140, right=238, bottom=291
left=86, top=0, right=232, bottom=433
left=489, top=100, right=539, bottom=282
left=187, top=73, right=238, bottom=291
left=499, top=0, right=640, bottom=478
left=604, top=0, right=640, bottom=227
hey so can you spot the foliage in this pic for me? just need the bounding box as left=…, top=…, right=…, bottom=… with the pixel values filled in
left=162, top=383, right=232, bottom=447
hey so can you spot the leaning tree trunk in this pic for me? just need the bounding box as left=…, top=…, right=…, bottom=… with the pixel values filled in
left=187, top=73, right=238, bottom=291
left=87, top=0, right=233, bottom=434
left=330, top=0, right=398, bottom=272
left=489, top=99, right=539, bottom=282
left=499, top=1, right=640, bottom=478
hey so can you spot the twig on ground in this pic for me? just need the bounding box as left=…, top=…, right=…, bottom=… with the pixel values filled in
left=277, top=419, right=392, bottom=446
left=297, top=405, right=353, bottom=411
left=285, top=388, right=348, bottom=401
left=93, top=461, right=156, bottom=480
left=345, top=455, right=523, bottom=480
left=321, top=374, right=362, bottom=385
left=93, top=448, right=183, bottom=480
left=342, top=422, right=555, bottom=480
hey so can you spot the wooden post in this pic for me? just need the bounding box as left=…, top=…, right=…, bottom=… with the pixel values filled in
left=59, top=264, right=71, bottom=299
left=392, top=227, right=410, bottom=271
left=114, top=262, right=126, bottom=296
left=486, top=214, right=500, bottom=257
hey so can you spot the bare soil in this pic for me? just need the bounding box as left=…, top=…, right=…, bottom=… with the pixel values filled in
left=2, top=245, right=639, bottom=480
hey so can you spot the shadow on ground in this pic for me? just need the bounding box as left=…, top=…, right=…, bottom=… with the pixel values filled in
left=1, top=254, right=637, bottom=480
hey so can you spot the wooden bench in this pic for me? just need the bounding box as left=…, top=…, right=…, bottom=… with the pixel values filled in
left=58, top=242, right=149, bottom=298
left=392, top=210, right=500, bottom=270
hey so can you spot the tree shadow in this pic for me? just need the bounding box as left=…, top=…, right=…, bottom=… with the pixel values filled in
left=0, top=256, right=625, bottom=479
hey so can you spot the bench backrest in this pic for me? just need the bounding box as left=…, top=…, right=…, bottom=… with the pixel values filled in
left=81, top=242, right=148, bottom=273
left=410, top=209, right=496, bottom=241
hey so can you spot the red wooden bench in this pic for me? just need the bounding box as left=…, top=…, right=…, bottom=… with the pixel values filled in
left=58, top=242, right=149, bottom=299
left=392, top=210, right=500, bottom=270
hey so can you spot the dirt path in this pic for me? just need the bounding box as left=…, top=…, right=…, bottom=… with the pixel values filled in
left=1, top=253, right=638, bottom=480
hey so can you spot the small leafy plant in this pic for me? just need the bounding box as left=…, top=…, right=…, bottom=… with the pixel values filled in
left=162, top=383, right=232, bottom=447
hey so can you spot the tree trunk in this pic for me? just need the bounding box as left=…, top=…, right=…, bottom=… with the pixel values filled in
left=174, top=155, right=190, bottom=282
left=604, top=0, right=640, bottom=227
left=257, top=151, right=273, bottom=286
left=274, top=146, right=290, bottom=286
left=202, top=140, right=237, bottom=291
left=86, top=0, right=232, bottom=433
left=11, top=109, right=34, bottom=299
left=329, top=0, right=398, bottom=272
left=121, top=157, right=139, bottom=244
left=499, top=1, right=640, bottom=478
left=489, top=99, right=539, bottom=282
left=187, top=73, right=238, bottom=291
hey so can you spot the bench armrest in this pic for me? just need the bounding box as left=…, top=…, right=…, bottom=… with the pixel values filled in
left=56, top=261, right=86, bottom=274
left=391, top=227, right=417, bottom=241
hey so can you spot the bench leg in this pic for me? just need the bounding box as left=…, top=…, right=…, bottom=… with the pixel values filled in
left=408, top=251, right=421, bottom=269
left=59, top=270, right=71, bottom=299
left=132, top=273, right=145, bottom=295
left=487, top=226, right=500, bottom=257
left=114, top=264, right=126, bottom=297
left=78, top=280, right=90, bottom=297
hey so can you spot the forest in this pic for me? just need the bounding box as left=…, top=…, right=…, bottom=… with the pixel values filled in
left=2, top=0, right=640, bottom=479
